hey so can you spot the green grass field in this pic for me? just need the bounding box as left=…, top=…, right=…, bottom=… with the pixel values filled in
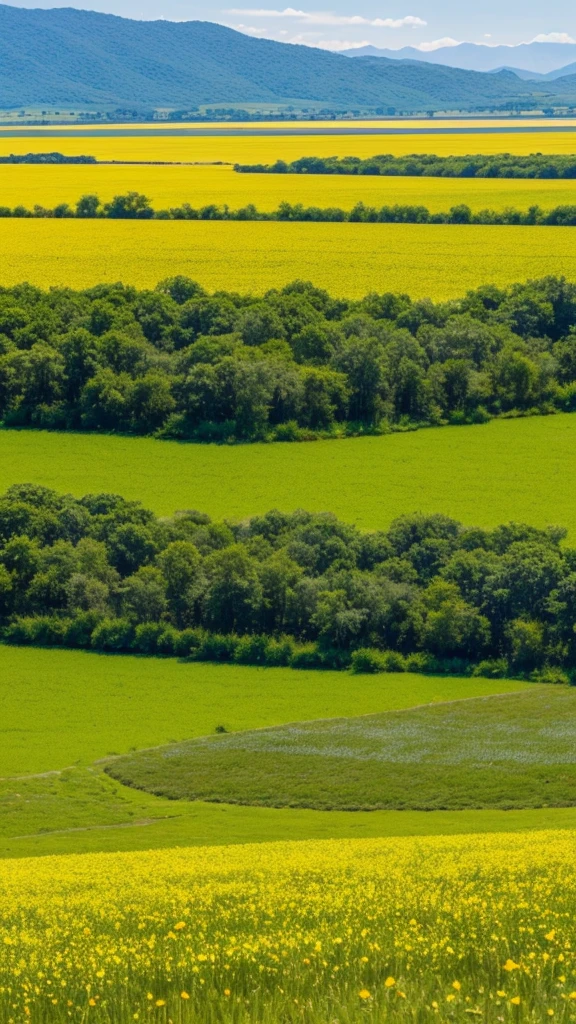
left=0, top=644, right=533, bottom=858
left=2, top=220, right=576, bottom=297
left=109, top=688, right=576, bottom=812
left=4, top=645, right=515, bottom=775
left=1, top=412, right=576, bottom=535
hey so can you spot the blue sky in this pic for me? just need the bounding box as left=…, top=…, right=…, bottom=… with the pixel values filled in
left=8, top=0, right=576, bottom=51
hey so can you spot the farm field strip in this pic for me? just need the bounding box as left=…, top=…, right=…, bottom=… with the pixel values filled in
left=1, top=414, right=575, bottom=534
left=3, top=163, right=576, bottom=211
left=1, top=219, right=576, bottom=296
left=0, top=131, right=575, bottom=162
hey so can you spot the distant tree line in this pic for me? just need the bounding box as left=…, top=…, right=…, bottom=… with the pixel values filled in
left=0, top=152, right=96, bottom=164
left=6, top=192, right=576, bottom=226
left=0, top=483, right=573, bottom=681
left=3, top=275, right=576, bottom=442
left=235, top=153, right=576, bottom=179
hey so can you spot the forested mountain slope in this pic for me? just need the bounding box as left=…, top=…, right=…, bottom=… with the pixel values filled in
left=0, top=4, right=573, bottom=110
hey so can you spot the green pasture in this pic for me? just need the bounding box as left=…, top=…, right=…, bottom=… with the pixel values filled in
left=1, top=412, right=575, bottom=535
left=109, top=688, right=576, bottom=812
left=1, top=645, right=523, bottom=777
left=0, top=644, right=532, bottom=857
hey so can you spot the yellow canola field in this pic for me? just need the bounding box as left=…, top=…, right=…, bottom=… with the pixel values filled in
left=2, top=163, right=576, bottom=212
left=1, top=219, right=576, bottom=298
left=1, top=831, right=576, bottom=1021
left=0, top=131, right=575, bottom=163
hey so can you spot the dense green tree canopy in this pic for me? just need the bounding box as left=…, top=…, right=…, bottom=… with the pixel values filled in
left=1, top=484, right=574, bottom=680
left=1, top=276, right=576, bottom=443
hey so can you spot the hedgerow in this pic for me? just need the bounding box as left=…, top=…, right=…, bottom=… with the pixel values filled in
left=5, top=191, right=576, bottom=225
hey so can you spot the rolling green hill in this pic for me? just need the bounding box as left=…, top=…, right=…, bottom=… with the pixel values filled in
left=107, top=688, right=576, bottom=812
left=0, top=4, right=572, bottom=111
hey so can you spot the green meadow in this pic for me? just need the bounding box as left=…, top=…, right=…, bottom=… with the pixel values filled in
left=0, top=411, right=569, bottom=532
left=109, top=688, right=576, bottom=812
left=1, top=412, right=575, bottom=534
left=3, top=645, right=519, bottom=776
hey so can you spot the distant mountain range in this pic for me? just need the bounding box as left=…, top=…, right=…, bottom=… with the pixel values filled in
left=1, top=6, right=576, bottom=113
left=343, top=41, right=576, bottom=77
left=493, top=63, right=576, bottom=81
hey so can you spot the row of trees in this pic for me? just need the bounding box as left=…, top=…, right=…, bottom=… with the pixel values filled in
left=0, top=152, right=96, bottom=164
left=0, top=483, right=573, bottom=680
left=235, top=153, right=576, bottom=179
left=6, top=192, right=576, bottom=226
left=2, top=275, right=576, bottom=441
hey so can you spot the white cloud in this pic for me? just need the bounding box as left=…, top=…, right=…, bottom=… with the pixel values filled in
left=315, top=38, right=372, bottom=49
left=415, top=37, right=461, bottom=51
left=530, top=32, right=575, bottom=44
left=234, top=22, right=268, bottom=32
left=226, top=9, right=426, bottom=27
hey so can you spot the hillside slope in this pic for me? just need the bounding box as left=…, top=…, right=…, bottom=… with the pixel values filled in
left=0, top=5, right=570, bottom=111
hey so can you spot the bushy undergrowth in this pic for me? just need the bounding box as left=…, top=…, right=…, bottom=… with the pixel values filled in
left=1, top=483, right=575, bottom=679
left=3, top=274, right=576, bottom=442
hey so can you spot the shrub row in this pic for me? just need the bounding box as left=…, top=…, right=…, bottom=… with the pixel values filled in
left=349, top=647, right=570, bottom=684
left=1, top=614, right=345, bottom=668
left=5, top=192, right=576, bottom=226
left=1, top=618, right=570, bottom=684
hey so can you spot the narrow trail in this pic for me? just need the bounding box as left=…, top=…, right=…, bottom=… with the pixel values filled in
left=9, top=816, right=182, bottom=841
left=0, top=767, right=74, bottom=781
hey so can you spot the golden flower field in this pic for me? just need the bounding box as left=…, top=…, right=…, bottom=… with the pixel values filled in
left=0, top=130, right=576, bottom=163
left=2, top=162, right=576, bottom=212
left=1, top=218, right=576, bottom=297
left=2, top=832, right=576, bottom=1022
